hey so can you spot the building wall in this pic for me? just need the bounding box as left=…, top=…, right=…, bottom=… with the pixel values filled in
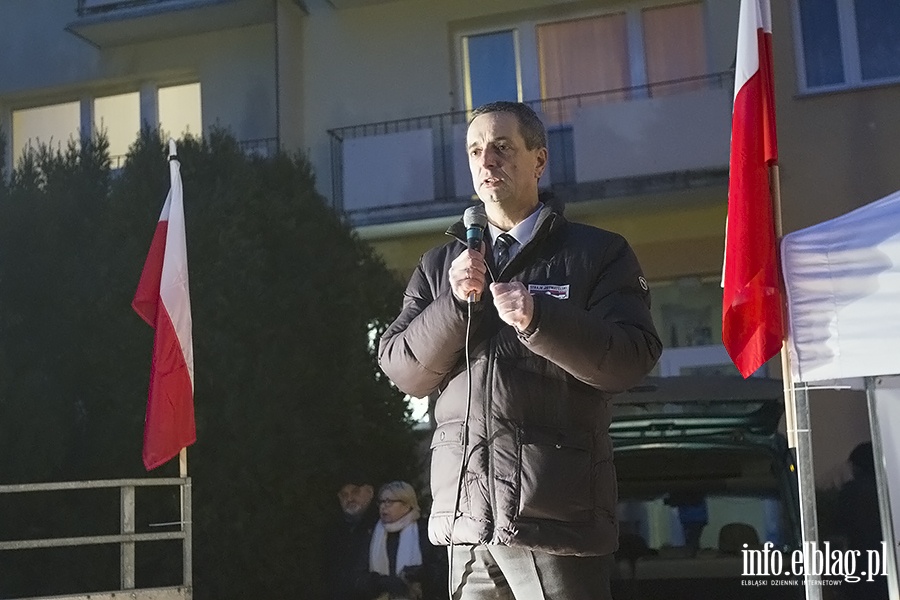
left=358, top=0, right=897, bottom=479
left=299, top=0, right=741, bottom=209
left=1, top=0, right=886, bottom=490
left=365, top=198, right=727, bottom=283
left=0, top=1, right=102, bottom=97
left=0, top=0, right=279, bottom=163
left=568, top=193, right=726, bottom=279
left=773, top=0, right=900, bottom=233
left=772, top=0, right=900, bottom=488
left=115, top=26, right=279, bottom=142
left=277, top=0, right=307, bottom=151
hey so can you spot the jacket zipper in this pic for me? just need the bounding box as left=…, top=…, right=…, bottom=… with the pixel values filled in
left=485, top=334, right=498, bottom=534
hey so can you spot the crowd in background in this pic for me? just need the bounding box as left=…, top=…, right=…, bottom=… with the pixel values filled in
left=324, top=474, right=448, bottom=600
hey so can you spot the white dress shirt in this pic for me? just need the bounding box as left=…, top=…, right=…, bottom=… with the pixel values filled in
left=487, top=203, right=544, bottom=267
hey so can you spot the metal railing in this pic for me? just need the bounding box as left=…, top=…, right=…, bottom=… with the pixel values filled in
left=102, top=137, right=278, bottom=172
left=326, top=71, right=734, bottom=224
left=0, top=477, right=192, bottom=600
left=533, top=70, right=735, bottom=124
left=237, top=136, right=280, bottom=159
left=327, top=109, right=470, bottom=222
left=110, top=153, right=127, bottom=169
left=76, top=0, right=186, bottom=17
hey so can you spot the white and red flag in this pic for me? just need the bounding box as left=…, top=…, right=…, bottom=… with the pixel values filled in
left=722, top=0, right=784, bottom=378
left=132, top=140, right=195, bottom=471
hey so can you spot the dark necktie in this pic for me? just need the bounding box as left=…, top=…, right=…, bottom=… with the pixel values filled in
left=495, top=233, right=516, bottom=272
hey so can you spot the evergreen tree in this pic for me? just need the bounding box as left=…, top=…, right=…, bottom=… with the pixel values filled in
left=0, top=128, right=417, bottom=599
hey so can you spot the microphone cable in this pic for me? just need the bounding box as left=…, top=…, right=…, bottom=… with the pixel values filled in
left=447, top=260, right=496, bottom=599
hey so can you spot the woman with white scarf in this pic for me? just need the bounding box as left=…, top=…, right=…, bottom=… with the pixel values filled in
left=366, top=481, right=443, bottom=600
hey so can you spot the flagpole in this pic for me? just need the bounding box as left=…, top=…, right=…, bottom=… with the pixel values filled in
left=179, top=446, right=187, bottom=535
left=179, top=447, right=188, bottom=478
left=723, top=3, right=821, bottom=594
left=174, top=135, right=188, bottom=540
left=752, top=3, right=821, bottom=593
left=771, top=165, right=799, bottom=450
left=171, top=140, right=192, bottom=587
left=173, top=140, right=188, bottom=483
left=772, top=165, right=823, bottom=598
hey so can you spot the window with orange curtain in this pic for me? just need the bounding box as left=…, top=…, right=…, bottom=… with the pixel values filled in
left=642, top=3, right=708, bottom=97
left=536, top=13, right=630, bottom=124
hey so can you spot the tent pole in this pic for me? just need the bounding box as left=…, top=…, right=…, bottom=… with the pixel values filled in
left=866, top=377, right=900, bottom=598
left=793, top=385, right=823, bottom=598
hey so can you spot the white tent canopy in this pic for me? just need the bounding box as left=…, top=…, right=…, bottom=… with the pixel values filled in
left=781, top=189, right=900, bottom=598
left=782, top=188, right=900, bottom=382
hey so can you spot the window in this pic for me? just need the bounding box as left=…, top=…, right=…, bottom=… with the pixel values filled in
left=159, top=83, right=202, bottom=141
left=854, top=0, right=900, bottom=80
left=11, top=102, right=81, bottom=163
left=462, top=31, right=521, bottom=110
left=652, top=276, right=721, bottom=349
left=459, top=3, right=709, bottom=120
left=642, top=3, right=708, bottom=97
left=8, top=84, right=202, bottom=171
left=536, top=13, right=631, bottom=122
left=618, top=494, right=787, bottom=550
left=94, top=92, right=140, bottom=168
left=794, top=0, right=900, bottom=92
left=648, top=277, right=764, bottom=378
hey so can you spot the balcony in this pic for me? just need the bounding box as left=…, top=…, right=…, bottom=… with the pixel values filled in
left=327, top=0, right=397, bottom=8
left=328, top=72, right=735, bottom=228
left=105, top=136, right=279, bottom=170
left=68, top=0, right=279, bottom=48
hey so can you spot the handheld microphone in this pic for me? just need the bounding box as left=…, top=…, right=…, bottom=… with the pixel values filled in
left=462, top=205, right=487, bottom=303
left=463, top=205, right=487, bottom=251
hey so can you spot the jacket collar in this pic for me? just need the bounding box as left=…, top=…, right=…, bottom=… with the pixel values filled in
left=446, top=203, right=562, bottom=244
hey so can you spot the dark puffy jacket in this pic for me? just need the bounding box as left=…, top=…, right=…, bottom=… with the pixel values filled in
left=323, top=503, right=378, bottom=600
left=378, top=206, right=661, bottom=556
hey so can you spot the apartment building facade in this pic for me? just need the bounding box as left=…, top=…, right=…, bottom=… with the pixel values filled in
left=1, top=0, right=899, bottom=480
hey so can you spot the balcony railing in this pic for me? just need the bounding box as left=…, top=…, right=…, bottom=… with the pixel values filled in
left=77, top=0, right=192, bottom=17
left=0, top=477, right=192, bottom=600
left=70, top=0, right=276, bottom=48
left=237, top=136, right=281, bottom=159
left=104, top=137, right=277, bottom=171
left=328, top=71, right=735, bottom=227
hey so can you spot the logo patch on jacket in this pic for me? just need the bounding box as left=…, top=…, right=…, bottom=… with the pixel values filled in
left=528, top=284, right=570, bottom=299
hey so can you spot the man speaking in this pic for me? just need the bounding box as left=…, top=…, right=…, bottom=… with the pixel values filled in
left=378, top=101, right=661, bottom=599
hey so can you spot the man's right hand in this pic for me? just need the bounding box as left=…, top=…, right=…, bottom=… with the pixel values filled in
left=449, top=245, right=487, bottom=303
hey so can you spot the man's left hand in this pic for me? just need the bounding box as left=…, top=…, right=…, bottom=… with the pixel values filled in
left=490, top=282, right=534, bottom=332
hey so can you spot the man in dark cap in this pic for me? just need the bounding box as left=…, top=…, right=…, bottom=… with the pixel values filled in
left=323, top=471, right=379, bottom=600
